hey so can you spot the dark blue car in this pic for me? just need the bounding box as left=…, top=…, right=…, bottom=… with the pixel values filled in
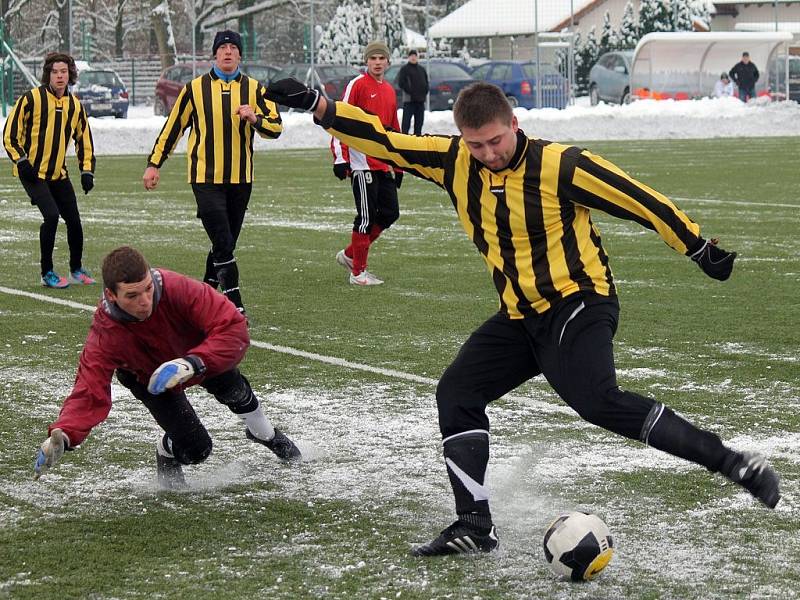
left=73, top=69, right=129, bottom=118
left=470, top=60, right=569, bottom=109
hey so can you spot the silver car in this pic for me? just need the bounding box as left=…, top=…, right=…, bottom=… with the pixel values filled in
left=588, top=51, right=634, bottom=105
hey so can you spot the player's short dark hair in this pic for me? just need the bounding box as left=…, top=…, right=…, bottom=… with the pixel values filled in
left=453, top=82, right=513, bottom=131
left=41, top=52, right=78, bottom=86
left=102, top=246, right=150, bottom=292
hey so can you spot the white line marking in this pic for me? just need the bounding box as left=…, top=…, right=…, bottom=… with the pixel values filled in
left=0, top=284, right=570, bottom=414
left=673, top=197, right=800, bottom=210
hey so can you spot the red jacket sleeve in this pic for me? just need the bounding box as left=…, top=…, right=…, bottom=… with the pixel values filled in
left=50, top=328, right=116, bottom=446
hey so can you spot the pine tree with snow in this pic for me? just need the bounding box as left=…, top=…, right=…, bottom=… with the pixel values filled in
left=674, top=0, right=695, bottom=31
left=692, top=0, right=712, bottom=31
left=600, top=11, right=619, bottom=53
left=618, top=0, right=639, bottom=49
left=372, top=0, right=405, bottom=57
left=576, top=27, right=600, bottom=94
left=639, top=0, right=671, bottom=35
left=317, top=0, right=373, bottom=65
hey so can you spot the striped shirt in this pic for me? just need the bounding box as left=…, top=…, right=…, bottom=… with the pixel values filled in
left=3, top=85, right=95, bottom=180
left=325, top=102, right=703, bottom=318
left=148, top=69, right=282, bottom=183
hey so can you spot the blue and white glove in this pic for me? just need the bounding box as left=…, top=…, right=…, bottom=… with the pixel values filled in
left=148, top=358, right=197, bottom=394
left=34, top=428, right=68, bottom=480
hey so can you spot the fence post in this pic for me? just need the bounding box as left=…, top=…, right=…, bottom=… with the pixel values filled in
left=131, top=57, right=135, bottom=106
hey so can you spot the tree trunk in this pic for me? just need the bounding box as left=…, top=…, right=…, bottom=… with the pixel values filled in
left=150, top=0, right=176, bottom=68
left=115, top=0, right=125, bottom=57
left=56, top=0, right=70, bottom=53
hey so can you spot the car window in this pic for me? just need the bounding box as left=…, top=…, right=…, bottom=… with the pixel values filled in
left=471, top=64, right=491, bottom=80
left=600, top=54, right=614, bottom=69
left=521, top=64, right=557, bottom=78
left=80, top=71, right=121, bottom=87
left=430, top=63, right=472, bottom=80
left=612, top=56, right=626, bottom=72
left=489, top=64, right=512, bottom=81
left=790, top=58, right=800, bottom=78
left=385, top=65, right=400, bottom=82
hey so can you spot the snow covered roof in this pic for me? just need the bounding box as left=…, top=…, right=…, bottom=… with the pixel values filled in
left=404, top=28, right=427, bottom=50
left=735, top=22, right=800, bottom=34
left=428, top=0, right=594, bottom=38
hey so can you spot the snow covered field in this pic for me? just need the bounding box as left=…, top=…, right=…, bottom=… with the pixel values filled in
left=29, top=96, right=800, bottom=157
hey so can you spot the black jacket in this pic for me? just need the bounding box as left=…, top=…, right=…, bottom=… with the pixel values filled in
left=729, top=61, right=759, bottom=89
left=397, top=62, right=429, bottom=103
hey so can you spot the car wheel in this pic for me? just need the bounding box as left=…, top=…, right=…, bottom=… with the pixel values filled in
left=622, top=88, right=631, bottom=105
left=590, top=84, right=599, bottom=106
left=154, top=97, right=166, bottom=116
left=506, top=95, right=519, bottom=108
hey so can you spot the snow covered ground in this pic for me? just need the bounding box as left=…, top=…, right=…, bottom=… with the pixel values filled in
left=20, top=96, right=799, bottom=157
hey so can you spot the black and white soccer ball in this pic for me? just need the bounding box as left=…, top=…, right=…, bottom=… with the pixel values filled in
left=543, top=511, right=614, bottom=581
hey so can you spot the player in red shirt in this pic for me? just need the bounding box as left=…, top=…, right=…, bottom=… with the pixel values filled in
left=331, top=41, right=402, bottom=286
left=33, top=245, right=300, bottom=489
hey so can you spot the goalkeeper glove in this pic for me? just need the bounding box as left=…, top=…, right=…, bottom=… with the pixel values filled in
left=148, top=357, right=200, bottom=394
left=265, top=78, right=321, bottom=111
left=81, top=172, right=94, bottom=194
left=34, top=428, right=68, bottom=480
left=333, top=162, right=350, bottom=180
left=689, top=237, right=736, bottom=281
left=17, top=159, right=37, bottom=183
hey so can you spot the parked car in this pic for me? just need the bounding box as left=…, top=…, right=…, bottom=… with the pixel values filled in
left=270, top=63, right=361, bottom=102
left=153, top=61, right=212, bottom=116
left=385, top=60, right=474, bottom=111
left=588, top=50, right=634, bottom=105
left=241, top=62, right=281, bottom=88
left=73, top=68, right=129, bottom=118
left=469, top=60, right=569, bottom=109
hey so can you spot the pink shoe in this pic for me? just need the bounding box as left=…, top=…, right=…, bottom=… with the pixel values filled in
left=69, top=267, right=96, bottom=285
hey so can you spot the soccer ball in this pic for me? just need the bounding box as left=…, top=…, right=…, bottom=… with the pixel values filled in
left=543, top=511, right=614, bottom=581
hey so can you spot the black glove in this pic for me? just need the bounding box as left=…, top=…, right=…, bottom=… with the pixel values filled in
left=17, top=159, right=37, bottom=183
left=266, top=78, right=321, bottom=111
left=81, top=173, right=94, bottom=195
left=333, top=162, right=350, bottom=181
left=689, top=237, right=736, bottom=281
left=394, top=172, right=403, bottom=189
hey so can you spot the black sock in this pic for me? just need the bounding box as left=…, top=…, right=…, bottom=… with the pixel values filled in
left=644, top=404, right=729, bottom=472
left=443, top=431, right=492, bottom=528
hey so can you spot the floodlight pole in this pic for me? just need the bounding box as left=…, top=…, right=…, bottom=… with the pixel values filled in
left=569, top=0, right=575, bottom=105
left=535, top=0, right=541, bottom=109
left=425, top=0, right=430, bottom=113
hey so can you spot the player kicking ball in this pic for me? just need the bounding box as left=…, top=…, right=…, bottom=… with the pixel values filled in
left=265, top=77, right=780, bottom=556
left=33, top=245, right=300, bottom=489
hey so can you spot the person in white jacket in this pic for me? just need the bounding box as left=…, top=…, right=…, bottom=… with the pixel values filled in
left=714, top=72, right=735, bottom=98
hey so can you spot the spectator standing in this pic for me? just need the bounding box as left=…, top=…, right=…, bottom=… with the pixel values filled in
left=143, top=30, right=282, bottom=317
left=729, top=52, right=759, bottom=102
left=713, top=72, right=735, bottom=98
left=3, top=52, right=96, bottom=289
left=332, top=41, right=402, bottom=286
left=397, top=49, right=429, bottom=135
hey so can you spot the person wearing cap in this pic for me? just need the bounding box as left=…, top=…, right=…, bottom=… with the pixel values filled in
left=143, top=30, right=282, bottom=317
left=331, top=40, right=402, bottom=286
left=729, top=51, right=759, bottom=101
left=397, top=49, right=429, bottom=135
left=713, top=72, right=734, bottom=98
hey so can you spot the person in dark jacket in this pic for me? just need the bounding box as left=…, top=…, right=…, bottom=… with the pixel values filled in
left=729, top=52, right=759, bottom=102
left=397, top=49, right=429, bottom=135
left=33, top=245, right=301, bottom=490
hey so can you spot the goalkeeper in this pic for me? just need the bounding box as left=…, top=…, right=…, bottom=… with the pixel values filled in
left=34, top=245, right=300, bottom=489
left=265, top=78, right=781, bottom=556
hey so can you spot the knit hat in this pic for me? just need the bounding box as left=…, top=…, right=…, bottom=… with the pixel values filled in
left=364, top=41, right=391, bottom=62
left=408, top=48, right=418, bottom=56
left=212, top=30, right=243, bottom=56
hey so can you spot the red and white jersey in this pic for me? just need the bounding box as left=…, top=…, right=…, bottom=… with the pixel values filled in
left=331, top=73, right=399, bottom=172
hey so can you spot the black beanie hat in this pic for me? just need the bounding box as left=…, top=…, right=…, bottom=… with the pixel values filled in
left=212, top=30, right=243, bottom=55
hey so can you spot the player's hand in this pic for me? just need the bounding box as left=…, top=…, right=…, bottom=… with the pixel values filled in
left=17, top=159, right=37, bottom=183
left=34, top=428, right=67, bottom=480
left=81, top=173, right=94, bottom=194
left=333, top=162, right=350, bottom=181
left=394, top=171, right=403, bottom=189
left=237, top=104, right=257, bottom=124
left=148, top=358, right=196, bottom=394
left=689, top=237, right=736, bottom=281
left=143, top=166, right=160, bottom=190
left=265, top=78, right=321, bottom=111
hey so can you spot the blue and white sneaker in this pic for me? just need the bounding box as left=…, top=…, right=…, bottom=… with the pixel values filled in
left=69, top=267, right=95, bottom=285
left=41, top=270, right=69, bottom=289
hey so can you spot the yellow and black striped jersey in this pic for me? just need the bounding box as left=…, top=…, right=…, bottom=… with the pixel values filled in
left=148, top=69, right=282, bottom=183
left=3, top=85, right=95, bottom=180
left=325, top=101, right=703, bottom=318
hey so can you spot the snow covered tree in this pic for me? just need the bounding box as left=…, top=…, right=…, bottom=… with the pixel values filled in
left=638, top=0, right=671, bottom=35
left=576, top=26, right=599, bottom=94
left=617, top=0, right=639, bottom=49
left=599, top=11, right=618, bottom=53
left=673, top=0, right=694, bottom=31
left=317, top=0, right=373, bottom=65
left=372, top=0, right=404, bottom=57
left=692, top=0, right=712, bottom=31
left=150, top=0, right=177, bottom=68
